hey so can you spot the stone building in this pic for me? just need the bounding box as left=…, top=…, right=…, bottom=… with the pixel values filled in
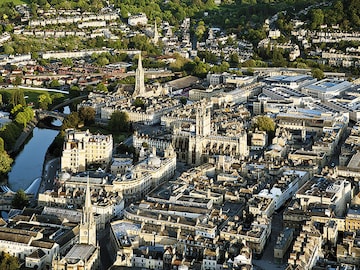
left=52, top=178, right=100, bottom=270
left=61, top=129, right=113, bottom=173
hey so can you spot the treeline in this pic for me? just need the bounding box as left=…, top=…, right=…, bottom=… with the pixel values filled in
left=0, top=90, right=35, bottom=178
left=307, top=0, right=360, bottom=30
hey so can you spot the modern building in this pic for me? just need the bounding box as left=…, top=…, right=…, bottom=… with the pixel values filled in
left=302, top=78, right=352, bottom=101
left=257, top=170, right=310, bottom=210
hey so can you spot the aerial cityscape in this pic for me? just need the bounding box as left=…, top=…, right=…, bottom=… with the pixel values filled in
left=0, top=0, right=360, bottom=269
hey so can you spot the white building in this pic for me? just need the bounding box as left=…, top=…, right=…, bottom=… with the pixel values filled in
left=61, top=129, right=113, bottom=173
left=128, top=13, right=148, bottom=26
left=258, top=170, right=309, bottom=210
left=302, top=78, right=352, bottom=101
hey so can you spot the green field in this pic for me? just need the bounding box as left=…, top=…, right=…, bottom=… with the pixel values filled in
left=0, top=89, right=66, bottom=106
left=2, top=0, right=30, bottom=5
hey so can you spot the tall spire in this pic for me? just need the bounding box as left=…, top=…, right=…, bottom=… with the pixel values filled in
left=133, top=53, right=145, bottom=98
left=153, top=21, right=159, bottom=44
left=137, top=53, right=143, bottom=70
left=79, top=174, right=96, bottom=245
left=83, top=174, right=93, bottom=223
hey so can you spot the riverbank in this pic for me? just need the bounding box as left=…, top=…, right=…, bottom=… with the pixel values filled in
left=9, top=118, right=38, bottom=156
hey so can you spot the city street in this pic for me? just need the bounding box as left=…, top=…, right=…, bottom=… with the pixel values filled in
left=38, top=157, right=60, bottom=195
left=253, top=210, right=287, bottom=270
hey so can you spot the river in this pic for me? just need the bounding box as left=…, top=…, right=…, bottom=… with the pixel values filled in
left=7, top=106, right=69, bottom=192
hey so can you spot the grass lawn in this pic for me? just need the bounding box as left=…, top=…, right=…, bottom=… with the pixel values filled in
left=0, top=89, right=66, bottom=106
left=2, top=0, right=30, bottom=5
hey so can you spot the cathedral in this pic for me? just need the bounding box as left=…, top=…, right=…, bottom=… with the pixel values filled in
left=172, top=102, right=248, bottom=165
left=134, top=101, right=249, bottom=166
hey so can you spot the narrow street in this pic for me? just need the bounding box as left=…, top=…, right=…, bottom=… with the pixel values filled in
left=253, top=210, right=287, bottom=270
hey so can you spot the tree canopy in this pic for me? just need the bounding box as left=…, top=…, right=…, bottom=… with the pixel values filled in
left=78, top=106, right=96, bottom=126
left=0, top=138, right=13, bottom=177
left=0, top=252, right=19, bottom=270
left=11, top=189, right=29, bottom=209
left=253, top=115, right=276, bottom=133
left=108, top=111, right=130, bottom=132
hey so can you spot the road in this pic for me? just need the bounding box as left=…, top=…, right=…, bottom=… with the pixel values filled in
left=253, top=210, right=287, bottom=270
left=38, top=156, right=113, bottom=270
left=38, top=158, right=60, bottom=195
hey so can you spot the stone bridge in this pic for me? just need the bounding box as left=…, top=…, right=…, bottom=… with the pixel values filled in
left=36, top=110, right=67, bottom=121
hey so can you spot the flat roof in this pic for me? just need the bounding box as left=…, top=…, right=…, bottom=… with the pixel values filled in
left=304, top=79, right=352, bottom=93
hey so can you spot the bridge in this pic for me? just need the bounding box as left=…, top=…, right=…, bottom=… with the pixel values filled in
left=36, top=110, right=67, bottom=121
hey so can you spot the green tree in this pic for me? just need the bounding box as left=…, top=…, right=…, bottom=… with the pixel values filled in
left=311, top=9, right=324, bottom=30
left=13, top=76, right=22, bottom=86
left=0, top=123, right=21, bottom=151
left=3, top=44, right=14, bottom=55
left=62, top=112, right=80, bottom=130
left=133, top=97, right=145, bottom=109
left=11, top=89, right=26, bottom=107
left=195, top=20, right=206, bottom=40
left=69, top=85, right=81, bottom=98
left=311, top=68, right=324, bottom=80
left=96, top=57, right=109, bottom=67
left=10, top=104, right=23, bottom=116
left=78, top=106, right=96, bottom=126
left=62, top=58, right=73, bottom=67
left=253, top=115, right=276, bottom=133
left=108, top=111, right=130, bottom=132
left=229, top=53, right=240, bottom=68
left=38, top=93, right=52, bottom=110
left=96, top=83, right=108, bottom=92
left=0, top=137, right=4, bottom=152
left=11, top=189, right=29, bottom=209
left=23, top=107, right=34, bottom=122
left=180, top=96, right=187, bottom=105
left=0, top=150, right=12, bottom=176
left=15, top=111, right=28, bottom=128
left=49, top=79, right=61, bottom=89
left=0, top=252, right=19, bottom=270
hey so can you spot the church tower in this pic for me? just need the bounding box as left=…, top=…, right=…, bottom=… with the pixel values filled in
left=195, top=102, right=211, bottom=137
left=79, top=176, right=97, bottom=246
left=133, top=53, right=145, bottom=97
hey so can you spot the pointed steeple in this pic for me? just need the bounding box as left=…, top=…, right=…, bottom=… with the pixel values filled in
left=83, top=174, right=93, bottom=224
left=79, top=174, right=96, bottom=246
left=137, top=53, right=143, bottom=70
left=153, top=21, right=159, bottom=43
left=133, top=53, right=145, bottom=98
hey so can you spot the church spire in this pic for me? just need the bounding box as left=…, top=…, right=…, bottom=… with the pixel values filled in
left=153, top=20, right=159, bottom=44
left=83, top=174, right=93, bottom=224
left=79, top=174, right=96, bottom=246
left=133, top=53, right=145, bottom=98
